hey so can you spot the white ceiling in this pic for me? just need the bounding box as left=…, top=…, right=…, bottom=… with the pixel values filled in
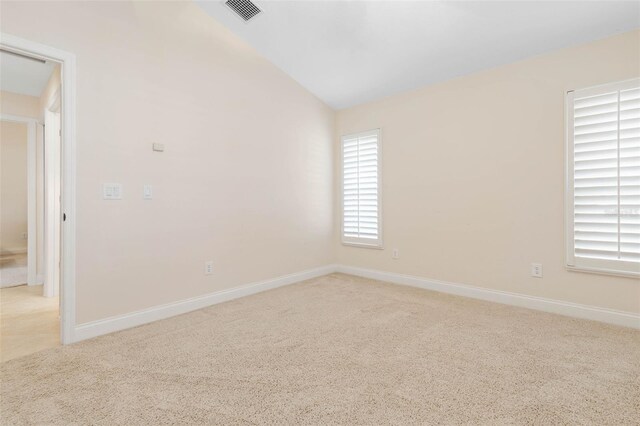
left=198, top=1, right=640, bottom=109
left=0, top=51, right=57, bottom=98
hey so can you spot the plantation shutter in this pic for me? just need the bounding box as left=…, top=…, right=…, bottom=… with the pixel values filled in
left=567, top=79, right=640, bottom=275
left=342, top=129, right=382, bottom=247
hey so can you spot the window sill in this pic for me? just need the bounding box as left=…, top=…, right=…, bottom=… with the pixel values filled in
left=342, top=241, right=384, bottom=250
left=566, top=265, right=639, bottom=279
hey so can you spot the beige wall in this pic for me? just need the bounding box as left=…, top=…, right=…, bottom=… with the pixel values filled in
left=0, top=91, right=40, bottom=118
left=0, top=121, right=28, bottom=253
left=1, top=1, right=335, bottom=323
left=2, top=2, right=636, bottom=326
left=336, top=30, right=640, bottom=314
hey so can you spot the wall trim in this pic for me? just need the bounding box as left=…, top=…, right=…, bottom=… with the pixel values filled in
left=1, top=32, right=78, bottom=345
left=71, top=262, right=639, bottom=343
left=72, top=264, right=337, bottom=343
left=0, top=247, right=28, bottom=254
left=336, top=265, right=640, bottom=329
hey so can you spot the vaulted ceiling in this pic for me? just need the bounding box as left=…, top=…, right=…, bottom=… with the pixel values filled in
left=198, top=1, right=640, bottom=109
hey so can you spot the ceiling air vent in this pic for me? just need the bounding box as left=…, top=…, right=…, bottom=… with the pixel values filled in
left=225, top=0, right=262, bottom=22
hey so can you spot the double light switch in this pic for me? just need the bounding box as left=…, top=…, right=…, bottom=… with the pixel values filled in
left=103, top=183, right=122, bottom=200
left=103, top=184, right=153, bottom=200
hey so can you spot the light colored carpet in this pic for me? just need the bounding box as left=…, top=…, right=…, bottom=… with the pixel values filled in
left=1, top=273, right=639, bottom=425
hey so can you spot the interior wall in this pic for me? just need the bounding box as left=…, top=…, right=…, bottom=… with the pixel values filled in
left=0, top=121, right=28, bottom=253
left=1, top=1, right=335, bottom=324
left=0, top=91, right=40, bottom=118
left=336, top=30, right=640, bottom=314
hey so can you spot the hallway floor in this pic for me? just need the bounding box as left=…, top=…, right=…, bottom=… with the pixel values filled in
left=0, top=285, right=59, bottom=362
left=0, top=252, right=28, bottom=288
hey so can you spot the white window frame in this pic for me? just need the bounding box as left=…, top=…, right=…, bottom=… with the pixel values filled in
left=565, top=78, right=640, bottom=277
left=341, top=129, right=383, bottom=249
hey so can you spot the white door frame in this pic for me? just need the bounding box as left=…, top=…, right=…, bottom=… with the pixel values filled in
left=1, top=33, right=77, bottom=345
left=0, top=114, right=37, bottom=285
left=44, top=89, right=61, bottom=298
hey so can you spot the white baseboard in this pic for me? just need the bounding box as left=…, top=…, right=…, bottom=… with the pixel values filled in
left=336, top=265, right=640, bottom=329
left=1, top=247, right=27, bottom=255
left=71, top=263, right=639, bottom=343
left=73, top=264, right=337, bottom=342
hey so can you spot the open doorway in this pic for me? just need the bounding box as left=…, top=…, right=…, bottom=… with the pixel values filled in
left=0, top=48, right=62, bottom=361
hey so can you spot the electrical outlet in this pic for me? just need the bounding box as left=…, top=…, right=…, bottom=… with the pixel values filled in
left=204, top=261, right=214, bottom=275
left=392, top=248, right=400, bottom=259
left=531, top=263, right=543, bottom=278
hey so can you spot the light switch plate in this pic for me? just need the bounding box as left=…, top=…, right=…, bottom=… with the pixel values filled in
left=103, top=183, right=122, bottom=200
left=143, top=185, right=152, bottom=200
